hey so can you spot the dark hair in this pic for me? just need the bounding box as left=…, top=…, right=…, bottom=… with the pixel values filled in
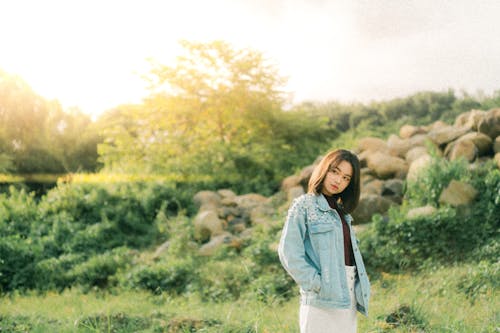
left=307, top=149, right=360, bottom=213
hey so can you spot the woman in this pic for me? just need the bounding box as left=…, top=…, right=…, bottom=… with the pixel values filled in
left=278, top=149, right=370, bottom=333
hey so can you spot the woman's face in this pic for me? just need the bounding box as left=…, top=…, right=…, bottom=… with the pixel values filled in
left=321, top=160, right=353, bottom=196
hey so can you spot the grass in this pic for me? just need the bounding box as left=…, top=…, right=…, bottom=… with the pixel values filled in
left=0, top=263, right=498, bottom=332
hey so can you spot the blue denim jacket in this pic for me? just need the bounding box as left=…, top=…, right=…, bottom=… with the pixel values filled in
left=278, top=193, right=370, bottom=316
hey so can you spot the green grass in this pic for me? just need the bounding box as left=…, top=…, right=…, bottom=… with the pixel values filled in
left=0, top=263, right=498, bottom=332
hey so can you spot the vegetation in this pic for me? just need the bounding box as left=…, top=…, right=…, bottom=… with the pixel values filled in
left=0, top=41, right=499, bottom=332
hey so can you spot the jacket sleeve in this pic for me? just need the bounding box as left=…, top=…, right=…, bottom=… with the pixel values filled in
left=278, top=197, right=321, bottom=292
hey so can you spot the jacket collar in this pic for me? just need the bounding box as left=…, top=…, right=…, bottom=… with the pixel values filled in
left=315, top=193, right=331, bottom=212
left=314, top=193, right=354, bottom=224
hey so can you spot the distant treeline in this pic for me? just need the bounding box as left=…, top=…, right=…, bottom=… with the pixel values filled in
left=1, top=42, right=499, bottom=195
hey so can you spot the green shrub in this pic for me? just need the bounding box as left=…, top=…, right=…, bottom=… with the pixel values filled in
left=361, top=158, right=500, bottom=271
left=34, top=253, right=85, bottom=291
left=195, top=260, right=252, bottom=302
left=0, top=186, right=39, bottom=238
left=0, top=236, right=39, bottom=292
left=68, top=247, right=132, bottom=291
left=246, top=270, right=295, bottom=304
left=123, top=258, right=196, bottom=295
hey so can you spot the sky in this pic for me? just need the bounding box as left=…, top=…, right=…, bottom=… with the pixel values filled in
left=1, top=0, right=499, bottom=119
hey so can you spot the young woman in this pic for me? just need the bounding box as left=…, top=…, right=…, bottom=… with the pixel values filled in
left=278, top=149, right=370, bottom=333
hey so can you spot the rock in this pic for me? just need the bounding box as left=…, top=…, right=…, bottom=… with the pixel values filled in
left=407, top=154, right=432, bottom=182
left=249, top=204, right=275, bottom=226
left=198, top=232, right=234, bottom=256
left=193, top=210, right=225, bottom=242
left=287, top=185, right=305, bottom=202
left=495, top=152, right=500, bottom=168
left=217, top=189, right=236, bottom=199
left=399, top=125, right=426, bottom=139
left=356, top=137, right=388, bottom=153
left=494, top=137, right=500, bottom=153
left=439, top=180, right=478, bottom=206
left=409, top=134, right=430, bottom=147
left=351, top=194, right=394, bottom=224
left=455, top=109, right=487, bottom=130
left=362, top=179, right=384, bottom=195
left=406, top=205, right=437, bottom=219
left=405, top=146, right=429, bottom=164
left=477, top=108, right=500, bottom=139
left=227, top=217, right=247, bottom=233
left=217, top=206, right=243, bottom=220
left=423, top=120, right=448, bottom=132
left=193, top=191, right=221, bottom=211
left=281, top=174, right=301, bottom=192
left=365, top=151, right=408, bottom=179
left=299, top=165, right=316, bottom=189
left=445, top=139, right=478, bottom=162
left=427, top=125, right=471, bottom=146
left=387, top=134, right=412, bottom=158
left=455, top=132, right=493, bottom=156
left=234, top=193, right=268, bottom=210
left=382, top=179, right=404, bottom=198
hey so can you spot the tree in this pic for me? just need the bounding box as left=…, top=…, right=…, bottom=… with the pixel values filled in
left=98, top=41, right=335, bottom=193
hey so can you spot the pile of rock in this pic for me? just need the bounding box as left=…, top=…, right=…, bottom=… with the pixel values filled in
left=190, top=108, right=499, bottom=254
left=281, top=108, right=500, bottom=223
left=192, top=189, right=277, bottom=256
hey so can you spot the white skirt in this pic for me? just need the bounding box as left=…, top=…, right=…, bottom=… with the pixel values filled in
left=299, top=266, right=357, bottom=333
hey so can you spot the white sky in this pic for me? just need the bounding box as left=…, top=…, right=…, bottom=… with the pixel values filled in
left=1, top=0, right=499, bottom=118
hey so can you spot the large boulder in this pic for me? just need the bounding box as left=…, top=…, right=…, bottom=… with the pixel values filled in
left=445, top=139, right=478, bottom=162
left=405, top=146, right=429, bottom=164
left=439, top=180, right=478, bottom=207
left=351, top=194, right=394, bottom=224
left=387, top=134, right=412, bottom=158
left=495, top=153, right=500, bottom=168
left=399, top=125, right=427, bottom=139
left=281, top=174, right=302, bottom=192
left=356, top=137, right=388, bottom=153
left=455, top=109, right=487, bottom=130
left=477, top=108, right=500, bottom=139
left=455, top=132, right=493, bottom=156
left=427, top=125, right=471, bottom=146
left=407, top=154, right=433, bottom=182
left=298, top=165, right=316, bottom=189
left=193, top=191, right=221, bottom=211
left=198, top=232, right=236, bottom=256
left=406, top=205, right=437, bottom=219
left=193, top=210, right=225, bottom=242
left=365, top=151, right=408, bottom=179
left=362, top=179, right=384, bottom=195
left=494, top=136, right=500, bottom=154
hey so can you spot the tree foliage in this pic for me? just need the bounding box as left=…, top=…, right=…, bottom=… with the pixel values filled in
left=0, top=69, right=100, bottom=174
left=97, top=41, right=336, bottom=193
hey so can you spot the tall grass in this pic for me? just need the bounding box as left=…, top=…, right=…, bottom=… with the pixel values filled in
left=1, top=263, right=497, bottom=332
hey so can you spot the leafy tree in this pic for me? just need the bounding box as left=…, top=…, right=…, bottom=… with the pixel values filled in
left=0, top=69, right=100, bottom=173
left=98, top=41, right=335, bottom=193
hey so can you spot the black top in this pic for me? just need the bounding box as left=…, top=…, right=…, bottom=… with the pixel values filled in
left=325, top=195, right=355, bottom=266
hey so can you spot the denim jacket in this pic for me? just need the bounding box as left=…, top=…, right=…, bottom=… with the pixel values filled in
left=278, top=193, right=370, bottom=316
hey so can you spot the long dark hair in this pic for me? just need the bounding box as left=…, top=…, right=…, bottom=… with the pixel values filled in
left=307, top=149, right=361, bottom=213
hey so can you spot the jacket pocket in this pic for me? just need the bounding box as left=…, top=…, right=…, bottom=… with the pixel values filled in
left=308, top=222, right=335, bottom=252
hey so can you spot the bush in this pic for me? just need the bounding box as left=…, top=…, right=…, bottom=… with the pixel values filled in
left=34, top=253, right=85, bottom=291
left=246, top=270, right=295, bottom=304
left=195, top=260, right=252, bottom=302
left=68, top=247, right=133, bottom=291
left=0, top=236, right=39, bottom=292
left=123, top=258, right=196, bottom=295
left=361, top=158, right=500, bottom=271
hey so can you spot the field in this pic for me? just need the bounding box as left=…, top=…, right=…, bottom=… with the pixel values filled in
left=1, top=263, right=497, bottom=333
